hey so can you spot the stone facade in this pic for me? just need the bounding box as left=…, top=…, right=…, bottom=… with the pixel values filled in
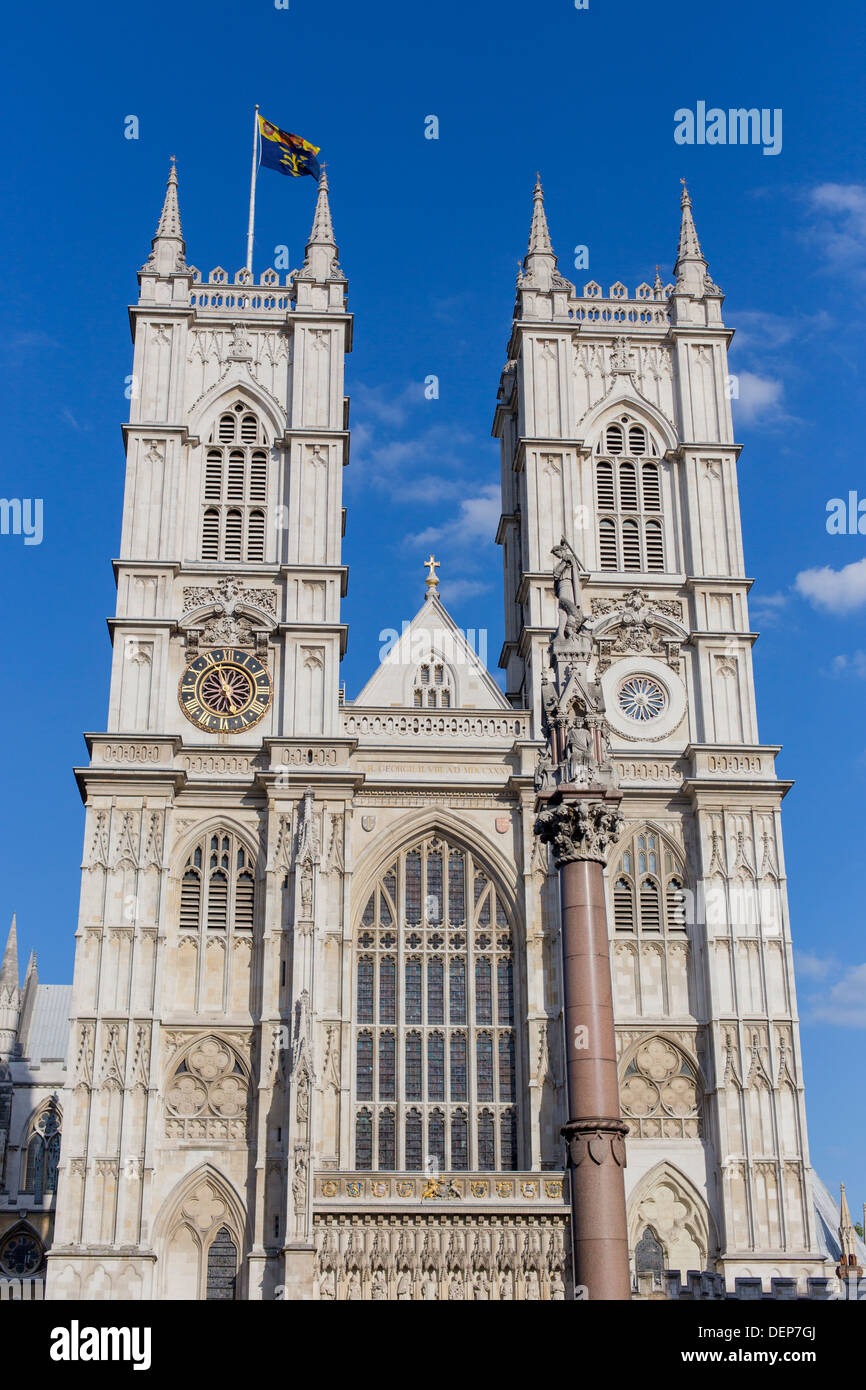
left=40, top=165, right=833, bottom=1298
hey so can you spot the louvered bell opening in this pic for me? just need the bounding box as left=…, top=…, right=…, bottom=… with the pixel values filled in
left=628, top=425, right=646, bottom=456
left=599, top=517, right=618, bottom=569
left=202, top=508, right=220, bottom=560
left=645, top=520, right=664, bottom=571
left=234, top=872, right=255, bottom=930
left=614, top=878, right=635, bottom=931
left=224, top=509, right=243, bottom=561
left=180, top=869, right=202, bottom=930
left=218, top=414, right=235, bottom=443
left=605, top=423, right=624, bottom=455
left=226, top=451, right=245, bottom=502
left=596, top=460, right=615, bottom=510
left=666, top=878, right=687, bottom=928
left=247, top=510, right=265, bottom=562
left=240, top=414, right=258, bottom=444
left=642, top=462, right=661, bottom=510
left=207, top=870, right=228, bottom=929
left=639, top=878, right=661, bottom=931
left=622, top=518, right=641, bottom=570
left=619, top=461, right=638, bottom=511
left=204, top=451, right=223, bottom=500
left=249, top=452, right=267, bottom=502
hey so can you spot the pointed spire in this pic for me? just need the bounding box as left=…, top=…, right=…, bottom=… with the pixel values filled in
left=299, top=166, right=342, bottom=283
left=519, top=174, right=559, bottom=292
left=0, top=915, right=18, bottom=990
left=839, top=1182, right=857, bottom=1262
left=653, top=264, right=665, bottom=297
left=676, top=179, right=704, bottom=263
left=141, top=157, right=186, bottom=278
left=529, top=173, right=554, bottom=256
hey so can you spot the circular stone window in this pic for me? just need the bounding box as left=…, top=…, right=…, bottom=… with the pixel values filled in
left=617, top=675, right=667, bottom=723
left=600, top=656, right=687, bottom=743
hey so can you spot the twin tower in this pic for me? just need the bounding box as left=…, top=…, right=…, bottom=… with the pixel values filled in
left=44, top=163, right=825, bottom=1299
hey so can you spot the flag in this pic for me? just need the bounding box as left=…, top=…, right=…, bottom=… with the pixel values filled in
left=257, top=116, right=321, bottom=179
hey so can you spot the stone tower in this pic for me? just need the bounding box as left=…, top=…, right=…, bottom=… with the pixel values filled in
left=493, top=178, right=824, bottom=1286
left=48, top=161, right=351, bottom=1299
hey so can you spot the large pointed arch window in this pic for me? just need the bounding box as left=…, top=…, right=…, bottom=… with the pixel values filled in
left=179, top=829, right=257, bottom=937
left=201, top=400, right=269, bottom=562
left=595, top=416, right=665, bottom=573
left=22, top=1101, right=61, bottom=1200
left=353, top=834, right=519, bottom=1172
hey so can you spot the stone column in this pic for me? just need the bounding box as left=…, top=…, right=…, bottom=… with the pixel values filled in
left=536, top=791, right=631, bottom=1300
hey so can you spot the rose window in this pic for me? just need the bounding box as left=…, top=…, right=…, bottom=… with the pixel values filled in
left=0, top=1230, right=43, bottom=1276
left=617, top=676, right=666, bottom=723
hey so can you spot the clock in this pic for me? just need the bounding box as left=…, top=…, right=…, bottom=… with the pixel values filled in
left=179, top=648, right=272, bottom=733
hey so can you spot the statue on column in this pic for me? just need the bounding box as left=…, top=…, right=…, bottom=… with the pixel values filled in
left=551, top=538, right=587, bottom=642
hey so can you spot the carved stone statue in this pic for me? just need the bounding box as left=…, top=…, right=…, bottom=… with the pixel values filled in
left=551, top=538, right=587, bottom=641
left=371, top=1269, right=388, bottom=1300
left=534, top=746, right=556, bottom=793
left=565, top=716, right=594, bottom=786
left=396, top=1271, right=412, bottom=1300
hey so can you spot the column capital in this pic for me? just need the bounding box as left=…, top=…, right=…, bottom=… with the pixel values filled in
left=534, top=792, right=624, bottom=867
left=562, top=1117, right=629, bottom=1170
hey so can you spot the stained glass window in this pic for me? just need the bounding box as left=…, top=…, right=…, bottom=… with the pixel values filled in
left=352, top=834, right=519, bottom=1171
left=205, top=1226, right=238, bottom=1301
left=450, top=1032, right=467, bottom=1101
left=357, top=958, right=374, bottom=1023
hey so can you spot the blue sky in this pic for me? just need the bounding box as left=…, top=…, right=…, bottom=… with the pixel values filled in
left=1, top=0, right=864, bottom=1208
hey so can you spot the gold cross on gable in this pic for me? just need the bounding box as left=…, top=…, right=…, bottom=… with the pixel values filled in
left=424, top=554, right=440, bottom=593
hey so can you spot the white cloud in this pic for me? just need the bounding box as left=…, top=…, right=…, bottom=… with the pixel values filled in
left=808, top=183, right=866, bottom=276
left=733, top=371, right=785, bottom=424
left=806, top=962, right=866, bottom=1028
left=750, top=591, right=789, bottom=625
left=830, top=651, right=866, bottom=678
left=410, top=485, right=501, bottom=551
left=795, top=557, right=866, bottom=613
left=795, top=950, right=837, bottom=982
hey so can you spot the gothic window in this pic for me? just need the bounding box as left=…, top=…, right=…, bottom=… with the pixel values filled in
left=0, top=1224, right=44, bottom=1277
left=611, top=831, right=686, bottom=938
left=595, top=416, right=665, bottom=573
left=164, top=1037, right=250, bottom=1141
left=205, top=1225, right=238, bottom=1300
left=353, top=834, right=520, bottom=1172
left=412, top=662, right=453, bottom=709
left=201, top=401, right=269, bottom=563
left=22, top=1102, right=61, bottom=1200
left=620, top=1038, right=701, bottom=1139
left=178, top=831, right=257, bottom=938
left=634, top=1225, right=665, bottom=1280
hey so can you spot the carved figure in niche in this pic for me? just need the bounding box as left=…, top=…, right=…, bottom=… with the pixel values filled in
left=346, top=1269, right=362, bottom=1300
left=422, top=1271, right=438, bottom=1300
left=500, top=1271, right=514, bottom=1299
left=534, top=745, right=556, bottom=793
left=318, top=1269, right=336, bottom=1300
left=550, top=1270, right=566, bottom=1300
left=300, top=862, right=313, bottom=917
left=448, top=1271, right=464, bottom=1301
left=292, top=1150, right=307, bottom=1214
left=473, top=1268, right=491, bottom=1300
left=296, top=1068, right=310, bottom=1125
left=371, top=1269, right=388, bottom=1300
left=565, top=715, right=594, bottom=786
left=551, top=538, right=588, bottom=641
left=396, top=1271, right=412, bottom=1300
left=525, top=1268, right=541, bottom=1300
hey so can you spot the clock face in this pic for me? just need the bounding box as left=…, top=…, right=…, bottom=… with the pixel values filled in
left=179, top=648, right=272, bottom=733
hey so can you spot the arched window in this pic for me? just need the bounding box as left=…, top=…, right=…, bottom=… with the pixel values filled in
left=611, top=830, right=686, bottom=938
left=200, top=401, right=270, bottom=562
left=206, top=1225, right=238, bottom=1300
left=412, top=661, right=453, bottom=710
left=353, top=834, right=519, bottom=1172
left=164, top=1037, right=250, bottom=1142
left=620, top=1037, right=701, bottom=1139
left=22, top=1101, right=61, bottom=1201
left=178, top=830, right=257, bottom=938
left=595, top=415, right=666, bottom=573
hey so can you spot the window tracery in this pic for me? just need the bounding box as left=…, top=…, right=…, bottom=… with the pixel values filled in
left=165, top=1037, right=250, bottom=1141
left=595, top=416, right=665, bottom=573
left=22, top=1100, right=61, bottom=1200
left=620, top=1037, right=701, bottom=1139
left=201, top=401, right=268, bottom=562
left=353, top=835, right=519, bottom=1171
left=412, top=661, right=453, bottom=709
left=179, top=830, right=257, bottom=938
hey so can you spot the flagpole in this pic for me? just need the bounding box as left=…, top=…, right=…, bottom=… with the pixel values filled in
left=245, top=104, right=259, bottom=275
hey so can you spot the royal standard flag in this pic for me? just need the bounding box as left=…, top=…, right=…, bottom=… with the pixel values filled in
left=258, top=116, right=321, bottom=179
